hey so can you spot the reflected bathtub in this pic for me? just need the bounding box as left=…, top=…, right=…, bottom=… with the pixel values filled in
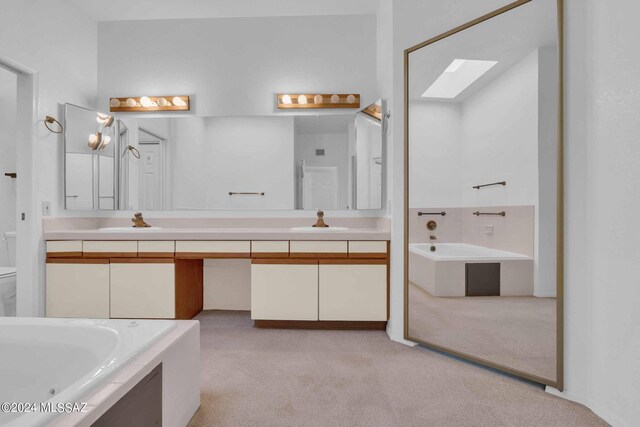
left=409, top=243, right=533, bottom=297
left=0, top=317, right=175, bottom=427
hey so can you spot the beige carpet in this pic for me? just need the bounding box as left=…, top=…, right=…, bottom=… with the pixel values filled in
left=187, top=310, right=605, bottom=427
left=409, top=282, right=556, bottom=381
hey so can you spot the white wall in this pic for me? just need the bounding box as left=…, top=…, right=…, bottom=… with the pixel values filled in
left=355, top=113, right=383, bottom=209
left=553, top=1, right=640, bottom=424
left=0, top=68, right=16, bottom=266
left=460, top=50, right=539, bottom=208
left=172, top=116, right=295, bottom=210
left=97, top=15, right=378, bottom=116
left=0, top=0, right=98, bottom=315
left=408, top=101, right=462, bottom=207
left=385, top=0, right=640, bottom=424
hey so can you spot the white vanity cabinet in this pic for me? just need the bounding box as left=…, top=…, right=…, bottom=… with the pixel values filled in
left=251, top=260, right=319, bottom=320
left=250, top=241, right=389, bottom=325
left=319, top=260, right=388, bottom=321
left=110, top=260, right=176, bottom=319
left=46, top=260, right=110, bottom=318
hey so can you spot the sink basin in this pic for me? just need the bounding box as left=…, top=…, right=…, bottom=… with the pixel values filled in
left=98, top=227, right=163, bottom=232
left=290, top=226, right=349, bottom=232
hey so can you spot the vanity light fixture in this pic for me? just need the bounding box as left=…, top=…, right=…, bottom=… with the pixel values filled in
left=421, top=59, right=497, bottom=99
left=109, top=96, right=190, bottom=112
left=88, top=132, right=111, bottom=150
left=277, top=93, right=360, bottom=109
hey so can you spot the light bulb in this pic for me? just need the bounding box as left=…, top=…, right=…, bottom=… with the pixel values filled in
left=89, top=133, right=98, bottom=143
left=96, top=112, right=109, bottom=124
left=347, top=94, right=356, bottom=104
left=298, top=95, right=307, bottom=105
left=314, top=95, right=323, bottom=104
left=173, top=96, right=187, bottom=107
left=110, top=98, right=121, bottom=108
left=140, top=96, right=153, bottom=108
left=157, top=97, right=169, bottom=107
left=331, top=94, right=340, bottom=104
left=281, top=94, right=292, bottom=105
left=102, top=136, right=111, bottom=146
left=126, top=98, right=137, bottom=108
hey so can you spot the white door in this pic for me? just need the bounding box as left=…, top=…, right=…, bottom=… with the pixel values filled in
left=65, top=153, right=94, bottom=209
left=302, top=166, right=338, bottom=210
left=138, top=131, right=165, bottom=210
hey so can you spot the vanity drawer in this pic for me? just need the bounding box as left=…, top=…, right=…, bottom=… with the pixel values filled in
left=83, top=241, right=138, bottom=258
left=251, top=241, right=289, bottom=258
left=138, top=241, right=175, bottom=258
left=290, top=241, right=347, bottom=258
left=46, top=241, right=83, bottom=257
left=348, top=241, right=388, bottom=259
left=175, top=241, right=251, bottom=258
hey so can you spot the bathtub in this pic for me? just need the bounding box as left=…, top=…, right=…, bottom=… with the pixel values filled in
left=0, top=317, right=176, bottom=427
left=409, top=243, right=533, bottom=297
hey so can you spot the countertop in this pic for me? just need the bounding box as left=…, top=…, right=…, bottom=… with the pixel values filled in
left=43, top=227, right=391, bottom=241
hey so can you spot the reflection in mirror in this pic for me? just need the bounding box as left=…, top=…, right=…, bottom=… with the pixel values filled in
left=406, top=0, right=561, bottom=386
left=64, top=104, right=117, bottom=210
left=65, top=101, right=385, bottom=211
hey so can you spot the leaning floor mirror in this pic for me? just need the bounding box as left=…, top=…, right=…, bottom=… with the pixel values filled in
left=404, top=0, right=563, bottom=388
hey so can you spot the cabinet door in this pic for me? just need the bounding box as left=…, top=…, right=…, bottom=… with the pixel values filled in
left=46, top=260, right=110, bottom=318
left=251, top=260, right=318, bottom=320
left=110, top=261, right=175, bottom=319
left=319, top=261, right=387, bottom=321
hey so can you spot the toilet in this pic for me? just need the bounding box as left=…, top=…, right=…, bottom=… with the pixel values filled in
left=0, top=231, right=16, bottom=317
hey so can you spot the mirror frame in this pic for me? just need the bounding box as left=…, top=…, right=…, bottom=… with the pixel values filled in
left=403, top=0, right=564, bottom=390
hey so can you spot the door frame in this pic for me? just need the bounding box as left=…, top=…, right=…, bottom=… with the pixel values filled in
left=138, top=127, right=167, bottom=210
left=0, top=53, right=39, bottom=316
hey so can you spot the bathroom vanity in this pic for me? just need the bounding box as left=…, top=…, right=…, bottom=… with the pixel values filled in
left=44, top=222, right=390, bottom=329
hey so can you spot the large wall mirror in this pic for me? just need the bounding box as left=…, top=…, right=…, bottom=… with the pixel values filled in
left=64, top=100, right=385, bottom=211
left=404, top=0, right=563, bottom=388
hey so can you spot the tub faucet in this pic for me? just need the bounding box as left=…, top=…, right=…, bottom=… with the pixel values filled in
left=313, top=210, right=329, bottom=228
left=429, top=235, right=437, bottom=252
left=132, top=212, right=151, bottom=228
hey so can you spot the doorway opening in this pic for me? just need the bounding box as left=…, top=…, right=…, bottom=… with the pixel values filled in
left=0, top=54, right=38, bottom=317
left=138, top=128, right=167, bottom=211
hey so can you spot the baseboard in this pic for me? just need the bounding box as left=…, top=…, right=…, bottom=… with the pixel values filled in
left=545, top=387, right=624, bottom=426
left=534, top=292, right=557, bottom=298
left=254, top=320, right=387, bottom=330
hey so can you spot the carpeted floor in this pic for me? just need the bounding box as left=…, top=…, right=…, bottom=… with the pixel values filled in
left=408, top=282, right=556, bottom=381
left=187, top=310, right=605, bottom=427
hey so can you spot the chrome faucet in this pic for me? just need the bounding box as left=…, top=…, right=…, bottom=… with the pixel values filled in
left=132, top=212, right=151, bottom=228
left=313, top=210, right=329, bottom=228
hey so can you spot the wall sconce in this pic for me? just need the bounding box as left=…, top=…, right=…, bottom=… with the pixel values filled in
left=276, top=93, right=360, bottom=109
left=88, top=112, right=114, bottom=150
left=109, top=96, right=190, bottom=112
left=362, top=102, right=382, bottom=121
